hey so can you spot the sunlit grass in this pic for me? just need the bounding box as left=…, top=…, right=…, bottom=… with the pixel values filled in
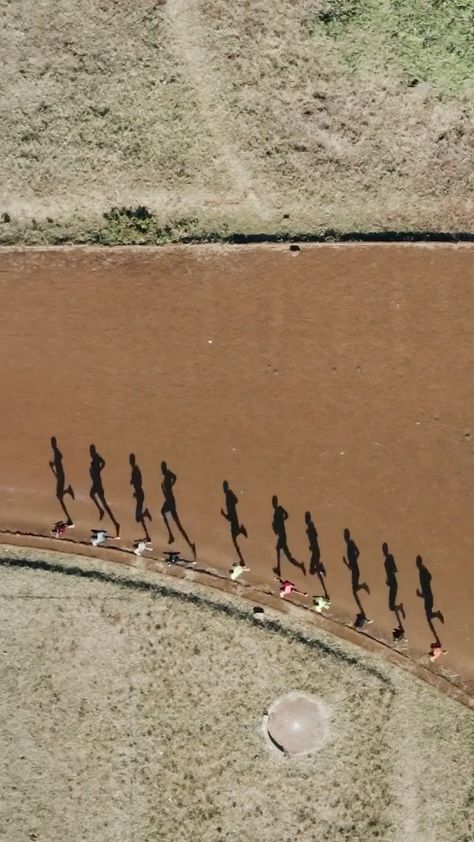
left=0, top=0, right=472, bottom=243
left=0, top=547, right=473, bottom=841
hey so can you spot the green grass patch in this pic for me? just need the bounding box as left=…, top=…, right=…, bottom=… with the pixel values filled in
left=0, top=208, right=227, bottom=246
left=306, top=0, right=474, bottom=92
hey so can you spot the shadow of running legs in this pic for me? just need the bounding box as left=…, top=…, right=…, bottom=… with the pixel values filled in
left=160, top=461, right=196, bottom=558
left=49, top=436, right=75, bottom=525
left=305, top=511, right=329, bottom=598
left=343, top=527, right=371, bottom=625
left=89, top=444, right=120, bottom=537
left=272, top=495, right=305, bottom=577
left=416, top=554, right=444, bottom=647
left=129, top=453, right=152, bottom=542
left=221, top=480, right=247, bottom=564
left=382, top=542, right=406, bottom=641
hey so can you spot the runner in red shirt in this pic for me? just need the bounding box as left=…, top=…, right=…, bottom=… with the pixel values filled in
left=51, top=521, right=73, bottom=538
left=274, top=576, right=308, bottom=599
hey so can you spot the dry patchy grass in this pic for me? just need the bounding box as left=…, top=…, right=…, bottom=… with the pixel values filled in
left=0, top=547, right=473, bottom=842
left=0, top=0, right=473, bottom=243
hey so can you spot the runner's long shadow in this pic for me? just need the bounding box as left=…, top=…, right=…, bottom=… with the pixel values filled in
left=221, top=480, right=247, bottom=563
left=89, top=444, right=120, bottom=537
left=129, top=453, right=152, bottom=542
left=416, top=554, right=444, bottom=645
left=160, top=460, right=196, bottom=558
left=343, top=527, right=370, bottom=624
left=272, top=495, right=305, bottom=577
left=49, top=436, right=75, bottom=525
left=382, top=542, right=405, bottom=639
left=305, top=511, right=329, bottom=598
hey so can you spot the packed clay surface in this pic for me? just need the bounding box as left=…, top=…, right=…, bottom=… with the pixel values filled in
left=0, top=241, right=474, bottom=681
left=0, top=245, right=472, bottom=692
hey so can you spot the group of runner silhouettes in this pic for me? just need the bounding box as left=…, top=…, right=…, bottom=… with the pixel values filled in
left=49, top=436, right=446, bottom=663
left=50, top=438, right=196, bottom=558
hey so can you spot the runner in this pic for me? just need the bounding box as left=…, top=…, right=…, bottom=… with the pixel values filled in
left=313, top=595, right=331, bottom=614
left=133, top=539, right=153, bottom=556
left=51, top=520, right=74, bottom=538
left=429, top=644, right=448, bottom=662
left=274, top=576, right=308, bottom=599
left=91, top=529, right=109, bottom=547
left=230, top=561, right=250, bottom=581
left=354, top=612, right=373, bottom=629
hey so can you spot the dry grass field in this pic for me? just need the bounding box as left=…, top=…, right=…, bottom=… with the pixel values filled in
left=0, top=546, right=473, bottom=842
left=0, top=0, right=473, bottom=244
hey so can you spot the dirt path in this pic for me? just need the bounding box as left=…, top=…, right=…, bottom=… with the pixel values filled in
left=165, top=0, right=265, bottom=220
left=0, top=244, right=472, bottom=693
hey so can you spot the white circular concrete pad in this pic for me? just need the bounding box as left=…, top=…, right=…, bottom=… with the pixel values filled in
left=263, top=691, right=331, bottom=757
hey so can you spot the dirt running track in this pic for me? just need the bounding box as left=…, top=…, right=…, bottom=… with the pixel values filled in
left=0, top=245, right=472, bottom=693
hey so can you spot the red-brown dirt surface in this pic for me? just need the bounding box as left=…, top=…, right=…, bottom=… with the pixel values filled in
left=0, top=245, right=472, bottom=692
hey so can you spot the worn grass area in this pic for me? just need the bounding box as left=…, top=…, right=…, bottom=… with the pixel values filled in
left=0, top=0, right=472, bottom=244
left=0, top=548, right=473, bottom=842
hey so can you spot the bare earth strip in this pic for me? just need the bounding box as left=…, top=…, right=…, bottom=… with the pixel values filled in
left=0, top=245, right=472, bottom=697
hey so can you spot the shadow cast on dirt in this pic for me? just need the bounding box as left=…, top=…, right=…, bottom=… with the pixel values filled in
left=0, top=552, right=393, bottom=688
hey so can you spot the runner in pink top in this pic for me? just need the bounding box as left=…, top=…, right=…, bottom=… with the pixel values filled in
left=51, top=520, right=74, bottom=538
left=274, top=576, right=308, bottom=599
left=429, top=644, right=447, bottom=662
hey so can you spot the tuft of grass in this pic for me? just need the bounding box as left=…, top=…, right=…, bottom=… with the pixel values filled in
left=0, top=207, right=233, bottom=246
left=308, top=0, right=366, bottom=29
left=98, top=206, right=172, bottom=245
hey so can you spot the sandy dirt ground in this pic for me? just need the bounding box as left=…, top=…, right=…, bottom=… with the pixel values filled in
left=0, top=245, right=472, bottom=692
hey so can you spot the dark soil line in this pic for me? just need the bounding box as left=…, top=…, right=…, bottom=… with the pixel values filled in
left=183, top=230, right=474, bottom=245
left=1, top=229, right=474, bottom=248
left=0, top=550, right=394, bottom=689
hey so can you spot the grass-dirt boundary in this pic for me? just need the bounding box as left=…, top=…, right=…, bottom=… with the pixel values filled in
left=1, top=534, right=472, bottom=711
left=1, top=208, right=473, bottom=247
